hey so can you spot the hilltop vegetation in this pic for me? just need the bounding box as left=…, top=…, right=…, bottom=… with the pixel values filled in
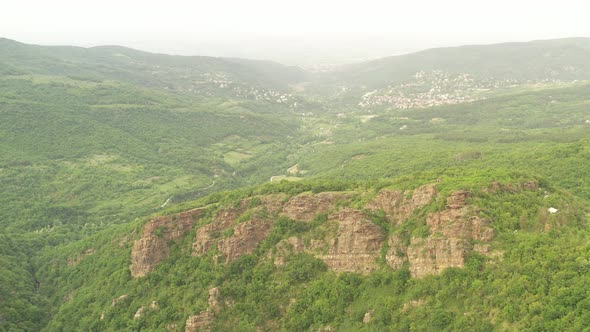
left=321, top=38, right=590, bottom=88
left=0, top=38, right=308, bottom=91
left=1, top=37, right=590, bottom=331
left=34, top=174, right=590, bottom=331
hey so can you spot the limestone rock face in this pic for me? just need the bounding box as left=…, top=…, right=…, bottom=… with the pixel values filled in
left=445, top=190, right=470, bottom=209
left=192, top=208, right=239, bottom=257
left=385, top=235, right=406, bottom=270
left=166, top=323, right=178, bottom=331
left=406, top=237, right=466, bottom=278
left=130, top=184, right=500, bottom=285
left=321, top=209, right=385, bottom=274
left=185, top=311, right=214, bottom=332
left=185, top=287, right=221, bottom=332
left=429, top=192, right=494, bottom=242
left=273, top=208, right=385, bottom=274
left=366, top=184, right=438, bottom=224
left=208, top=287, right=220, bottom=310
left=386, top=191, right=495, bottom=278
left=111, top=294, right=129, bottom=307
left=282, top=192, right=349, bottom=222
left=130, top=208, right=205, bottom=278
left=217, top=219, right=272, bottom=263
left=258, top=195, right=286, bottom=215
left=133, top=307, right=144, bottom=320
left=192, top=204, right=273, bottom=263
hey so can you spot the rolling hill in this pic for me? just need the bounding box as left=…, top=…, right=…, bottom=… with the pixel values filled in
left=323, top=38, right=590, bottom=88
left=0, top=38, right=309, bottom=93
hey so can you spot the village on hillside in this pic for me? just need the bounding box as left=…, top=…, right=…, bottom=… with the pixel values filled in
left=358, top=70, right=568, bottom=109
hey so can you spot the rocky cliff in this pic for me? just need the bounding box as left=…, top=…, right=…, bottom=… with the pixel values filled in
left=283, top=192, right=350, bottom=222
left=130, top=208, right=206, bottom=278
left=386, top=191, right=495, bottom=278
left=320, top=208, right=386, bottom=273
left=366, top=184, right=438, bottom=224
left=120, top=180, right=564, bottom=331
left=192, top=197, right=279, bottom=263
left=131, top=185, right=500, bottom=279
left=185, top=288, right=220, bottom=332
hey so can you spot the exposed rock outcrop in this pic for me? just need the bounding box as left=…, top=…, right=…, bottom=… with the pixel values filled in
left=430, top=192, right=494, bottom=242
left=111, top=294, right=129, bottom=307
left=402, top=299, right=426, bottom=312
left=130, top=208, right=206, bottom=278
left=385, top=235, right=406, bottom=270
left=208, top=287, right=220, bottom=310
left=192, top=203, right=273, bottom=263
left=406, top=237, right=467, bottom=278
left=386, top=191, right=495, bottom=278
left=192, top=208, right=237, bottom=257
left=185, top=311, right=214, bottom=332
left=218, top=219, right=272, bottom=263
left=130, top=184, right=500, bottom=284
left=320, top=209, right=385, bottom=274
left=366, top=184, right=438, bottom=224
left=363, top=310, right=374, bottom=324
left=133, top=307, right=144, bottom=320
left=185, top=287, right=221, bottom=332
left=445, top=190, right=470, bottom=209
left=258, top=195, right=286, bottom=215
left=274, top=208, right=385, bottom=274
left=283, top=192, right=350, bottom=222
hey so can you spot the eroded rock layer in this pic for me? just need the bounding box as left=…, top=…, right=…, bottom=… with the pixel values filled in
left=130, top=208, right=205, bottom=278
left=386, top=191, right=495, bottom=278
left=320, top=209, right=385, bottom=274
left=132, top=186, right=499, bottom=280
left=366, top=184, right=438, bottom=224
left=282, top=192, right=350, bottom=222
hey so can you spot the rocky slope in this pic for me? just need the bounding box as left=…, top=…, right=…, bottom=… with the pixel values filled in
left=51, top=176, right=585, bottom=332
left=130, top=184, right=504, bottom=280
left=185, top=288, right=221, bottom=332
left=387, top=190, right=495, bottom=278
left=130, top=207, right=206, bottom=277
left=120, top=180, right=571, bottom=330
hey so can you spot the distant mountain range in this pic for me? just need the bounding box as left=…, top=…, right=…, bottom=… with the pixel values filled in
left=319, top=38, right=590, bottom=87
left=3, top=37, right=590, bottom=91
left=0, top=38, right=308, bottom=91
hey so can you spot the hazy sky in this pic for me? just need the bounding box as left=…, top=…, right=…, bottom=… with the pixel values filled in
left=2, top=0, right=590, bottom=65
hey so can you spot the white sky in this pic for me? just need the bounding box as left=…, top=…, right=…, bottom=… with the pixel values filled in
left=2, top=0, right=590, bottom=65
